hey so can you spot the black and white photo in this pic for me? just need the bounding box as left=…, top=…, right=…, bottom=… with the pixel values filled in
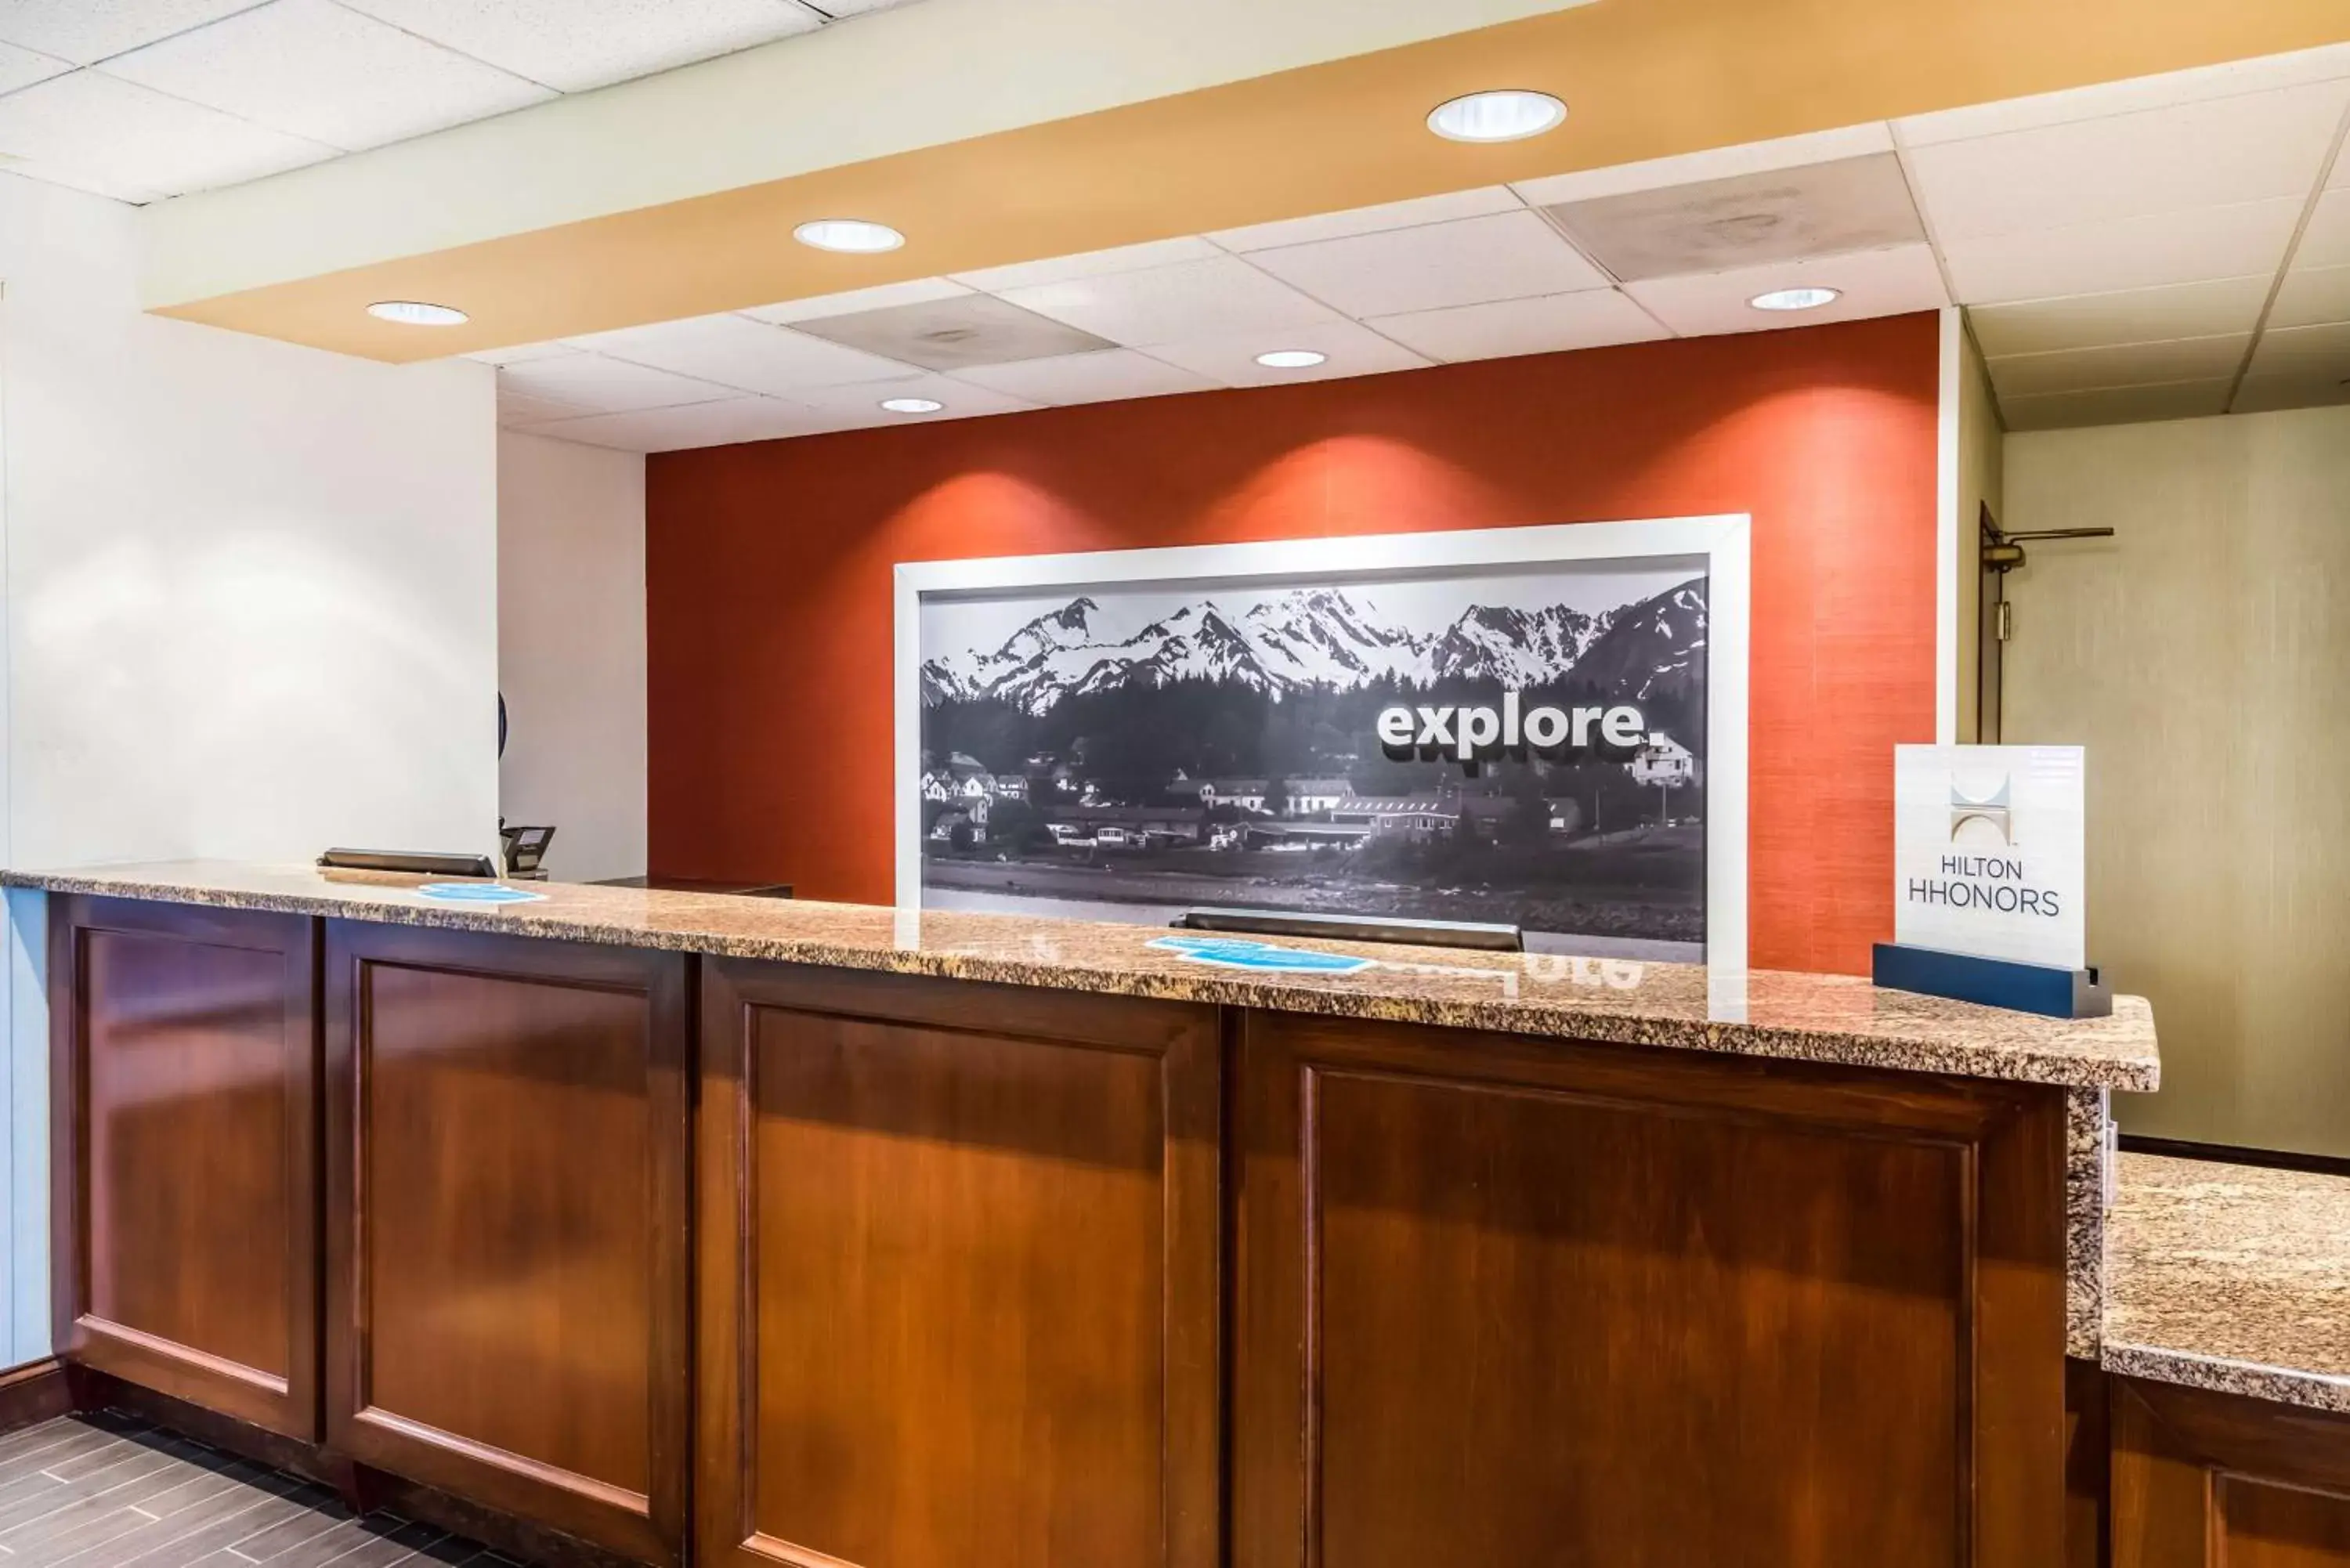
left=908, top=540, right=1716, bottom=959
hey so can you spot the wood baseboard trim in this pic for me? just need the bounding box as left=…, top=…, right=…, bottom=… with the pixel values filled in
left=363, top=1467, right=652, bottom=1568
left=66, top=1367, right=649, bottom=1568
left=0, top=1358, right=74, bottom=1435
left=72, top=1367, right=339, bottom=1487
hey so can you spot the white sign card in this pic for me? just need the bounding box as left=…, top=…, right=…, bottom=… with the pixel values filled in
left=1893, top=744, right=2085, bottom=970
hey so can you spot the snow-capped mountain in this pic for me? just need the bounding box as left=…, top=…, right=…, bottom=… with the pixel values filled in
left=1426, top=604, right=1603, bottom=686
left=1241, top=588, right=1426, bottom=685
left=1562, top=580, right=1708, bottom=701
left=922, top=580, right=1705, bottom=714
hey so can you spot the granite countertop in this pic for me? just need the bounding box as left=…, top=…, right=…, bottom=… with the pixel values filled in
left=2104, top=1152, right=2350, bottom=1414
left=4, top=860, right=2157, bottom=1093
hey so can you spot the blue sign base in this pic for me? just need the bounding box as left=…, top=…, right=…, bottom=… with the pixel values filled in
left=1872, top=942, right=2112, bottom=1020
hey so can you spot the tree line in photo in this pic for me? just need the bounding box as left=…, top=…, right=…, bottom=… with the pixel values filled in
left=923, top=672, right=1705, bottom=847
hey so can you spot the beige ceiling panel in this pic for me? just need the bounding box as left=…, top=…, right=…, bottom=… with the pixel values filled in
left=140, top=0, right=1600, bottom=312
left=1903, top=79, right=2350, bottom=243
left=1893, top=40, right=2350, bottom=143
left=2271, top=264, right=2350, bottom=328
left=1367, top=288, right=1667, bottom=362
left=1139, top=320, right=1433, bottom=386
left=2232, top=370, right=2350, bottom=411
left=1940, top=197, right=2303, bottom=303
left=1986, top=334, right=2251, bottom=398
left=1998, top=378, right=2233, bottom=431
left=139, top=0, right=2350, bottom=359
left=947, top=349, right=1221, bottom=405
left=1967, top=276, right=2272, bottom=356
left=1622, top=242, right=1947, bottom=335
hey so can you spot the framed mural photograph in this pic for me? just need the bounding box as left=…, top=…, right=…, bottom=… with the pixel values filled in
left=895, top=517, right=1749, bottom=963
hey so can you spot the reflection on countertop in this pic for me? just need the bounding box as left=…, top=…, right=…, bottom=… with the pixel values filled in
left=2105, top=1151, right=2350, bottom=1414
left=4, top=859, right=2157, bottom=1092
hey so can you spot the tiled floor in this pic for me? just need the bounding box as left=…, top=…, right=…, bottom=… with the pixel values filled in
left=0, top=1412, right=509, bottom=1568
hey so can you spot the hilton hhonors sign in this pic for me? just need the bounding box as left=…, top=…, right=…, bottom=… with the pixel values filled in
left=1893, top=744, right=2085, bottom=970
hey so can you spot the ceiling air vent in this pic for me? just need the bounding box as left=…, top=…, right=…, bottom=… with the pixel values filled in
left=1542, top=152, right=1926, bottom=281
left=791, top=294, right=1114, bottom=370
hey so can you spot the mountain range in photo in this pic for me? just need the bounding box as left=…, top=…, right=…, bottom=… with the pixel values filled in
left=914, top=562, right=1712, bottom=958
left=920, top=576, right=1708, bottom=714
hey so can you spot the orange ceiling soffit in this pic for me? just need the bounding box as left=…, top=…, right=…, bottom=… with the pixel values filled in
left=156, top=0, right=2350, bottom=360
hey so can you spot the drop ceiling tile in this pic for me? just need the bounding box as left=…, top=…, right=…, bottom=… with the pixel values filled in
left=497, top=352, right=744, bottom=414
left=2246, top=320, right=2350, bottom=377
left=2294, top=187, right=2350, bottom=270
left=1512, top=123, right=1894, bottom=207
left=949, top=349, right=1219, bottom=406
left=0, top=38, right=70, bottom=94
left=1986, top=334, right=2250, bottom=399
left=519, top=396, right=856, bottom=453
left=497, top=389, right=593, bottom=424
left=1903, top=81, right=2348, bottom=243
left=995, top=255, right=1343, bottom=347
left=1967, top=276, right=2272, bottom=357
left=1940, top=197, right=2303, bottom=304
left=463, top=340, right=583, bottom=366
left=0, top=0, right=262, bottom=65
left=564, top=311, right=914, bottom=392
left=1998, top=378, right=2233, bottom=432
left=103, top=0, right=552, bottom=152
left=335, top=0, right=822, bottom=93
left=1543, top=153, right=1923, bottom=282
left=1243, top=211, right=1608, bottom=319
left=1622, top=243, right=1947, bottom=336
left=0, top=69, right=333, bottom=201
left=1140, top=319, right=1431, bottom=387
left=2231, top=370, right=2350, bottom=414
left=1209, top=187, right=1523, bottom=253
left=788, top=294, right=1111, bottom=370
left=742, top=276, right=972, bottom=324
left=1367, top=288, right=1667, bottom=363
left=2271, top=265, right=2350, bottom=329
left=951, top=237, right=1225, bottom=293
left=1896, top=43, right=2350, bottom=146
left=786, top=372, right=1039, bottom=421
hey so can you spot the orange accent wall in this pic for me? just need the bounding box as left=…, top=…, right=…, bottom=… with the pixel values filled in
left=646, top=312, right=1941, bottom=974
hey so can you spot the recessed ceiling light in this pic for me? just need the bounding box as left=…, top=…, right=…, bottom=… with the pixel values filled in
left=1748, top=286, right=1842, bottom=312
left=796, top=219, right=906, bottom=255
left=367, top=300, right=468, bottom=327
left=1255, top=349, right=1328, bottom=369
left=1426, top=89, right=1567, bottom=144
left=880, top=396, right=944, bottom=414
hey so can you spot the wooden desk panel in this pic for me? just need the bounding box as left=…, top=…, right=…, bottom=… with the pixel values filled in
left=2113, top=1378, right=2350, bottom=1568
left=696, top=963, right=1220, bottom=1568
left=50, top=896, right=319, bottom=1440
left=1234, top=1010, right=2069, bottom=1568
left=323, top=922, right=690, bottom=1567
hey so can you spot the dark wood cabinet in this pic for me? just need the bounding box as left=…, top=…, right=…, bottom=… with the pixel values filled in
left=1232, top=1010, right=2070, bottom=1568
left=2112, top=1378, right=2350, bottom=1567
left=695, top=961, right=1221, bottom=1568
left=49, top=895, right=320, bottom=1440
left=322, top=921, right=692, bottom=1567
left=72, top=897, right=2281, bottom=1568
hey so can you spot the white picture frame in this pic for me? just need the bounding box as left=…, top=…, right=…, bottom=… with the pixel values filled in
left=895, top=515, right=1751, bottom=966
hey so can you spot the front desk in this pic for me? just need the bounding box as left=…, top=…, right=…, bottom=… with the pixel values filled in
left=10, top=861, right=2256, bottom=1568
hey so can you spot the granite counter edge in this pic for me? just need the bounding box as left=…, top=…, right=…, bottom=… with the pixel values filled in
left=4, top=869, right=2159, bottom=1093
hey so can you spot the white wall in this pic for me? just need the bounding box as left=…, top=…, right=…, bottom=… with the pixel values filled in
left=0, top=168, right=503, bottom=1364
left=3, top=175, right=501, bottom=870
left=497, top=430, right=647, bottom=883
left=2002, top=406, right=2350, bottom=1158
